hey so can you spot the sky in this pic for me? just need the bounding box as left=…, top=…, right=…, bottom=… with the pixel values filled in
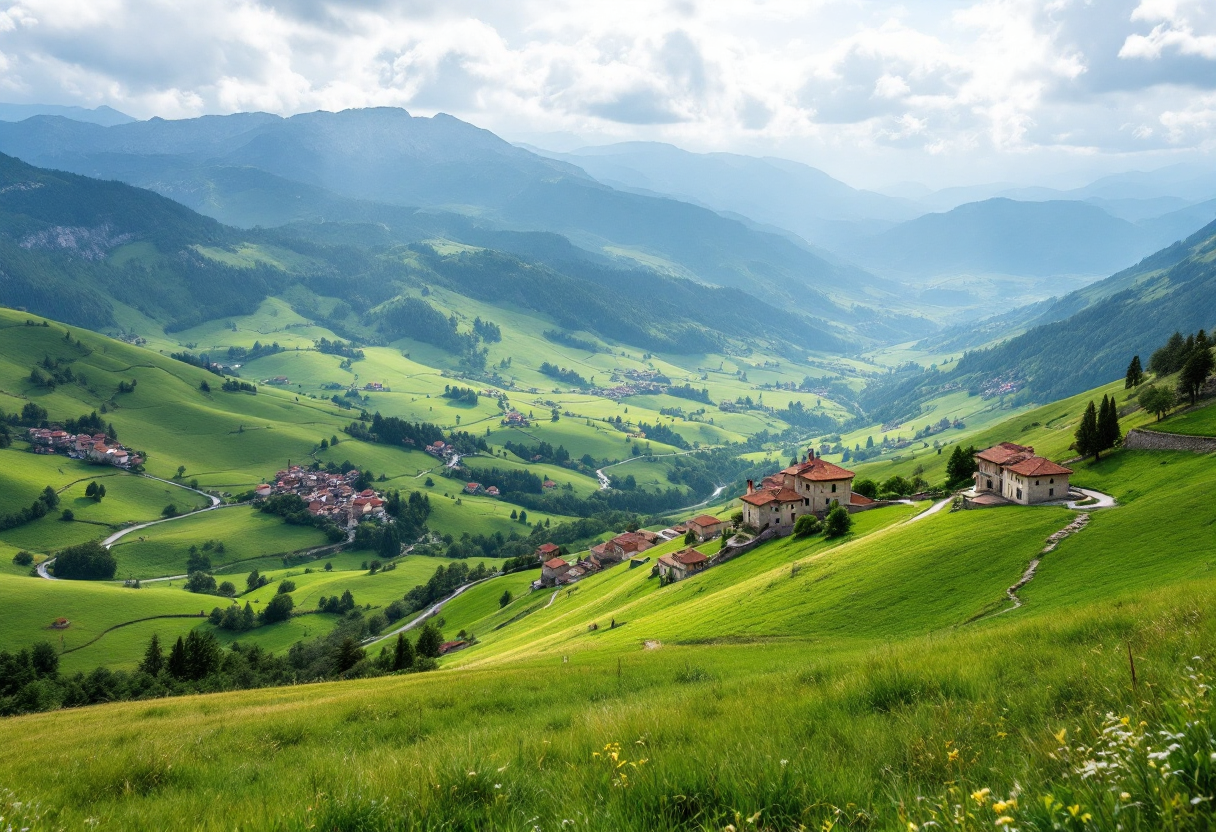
left=0, top=0, right=1213, bottom=188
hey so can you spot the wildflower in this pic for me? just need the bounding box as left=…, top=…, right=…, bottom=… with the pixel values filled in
left=993, top=800, right=1009, bottom=813
left=781, top=759, right=789, bottom=767
left=1055, top=729, right=1068, bottom=744
left=1120, top=793, right=1131, bottom=801
left=971, top=788, right=991, bottom=805
left=996, top=731, right=1008, bottom=739
left=467, top=771, right=477, bottom=777
left=995, top=817, right=1015, bottom=827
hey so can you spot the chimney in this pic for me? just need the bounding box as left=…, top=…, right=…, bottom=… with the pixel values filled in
left=808, top=448, right=815, bottom=461
left=746, top=479, right=754, bottom=495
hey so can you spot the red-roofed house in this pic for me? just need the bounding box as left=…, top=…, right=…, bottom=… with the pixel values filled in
left=974, top=443, right=1072, bottom=505
left=656, top=548, right=710, bottom=582
left=686, top=514, right=727, bottom=541
left=541, top=556, right=572, bottom=587
left=740, top=448, right=855, bottom=532
left=536, top=542, right=561, bottom=562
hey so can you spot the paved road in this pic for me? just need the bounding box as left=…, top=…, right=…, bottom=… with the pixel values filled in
left=38, top=476, right=232, bottom=580
left=906, top=497, right=952, bottom=523
left=363, top=576, right=495, bottom=647
left=1067, top=488, right=1116, bottom=510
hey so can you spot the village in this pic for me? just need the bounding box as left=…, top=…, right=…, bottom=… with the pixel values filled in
left=26, top=427, right=143, bottom=469
left=525, top=440, right=1083, bottom=595
left=255, top=464, right=387, bottom=528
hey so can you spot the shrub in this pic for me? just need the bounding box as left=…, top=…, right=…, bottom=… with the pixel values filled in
left=260, top=593, right=294, bottom=624
left=53, top=541, right=117, bottom=580
left=12, top=551, right=33, bottom=567
left=823, top=504, right=852, bottom=539
left=184, top=572, right=218, bottom=594
left=277, top=580, right=296, bottom=594
left=499, top=589, right=513, bottom=608
left=793, top=514, right=823, bottom=538
left=60, top=509, right=74, bottom=521
left=217, top=581, right=237, bottom=598
left=162, top=504, right=179, bottom=518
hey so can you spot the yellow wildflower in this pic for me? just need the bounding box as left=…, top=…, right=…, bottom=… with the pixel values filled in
left=1055, top=729, right=1068, bottom=744
left=992, top=801, right=1008, bottom=813
left=995, top=817, right=1014, bottom=827
left=947, top=749, right=960, bottom=762
left=1120, top=792, right=1131, bottom=801
left=971, top=788, right=991, bottom=805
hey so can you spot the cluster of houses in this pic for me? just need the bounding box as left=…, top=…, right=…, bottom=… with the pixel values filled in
left=424, top=440, right=458, bottom=461
left=534, top=513, right=729, bottom=589
left=27, top=428, right=142, bottom=469
left=589, top=380, right=664, bottom=400
left=254, top=465, right=386, bottom=527
left=501, top=411, right=530, bottom=427
left=463, top=482, right=501, bottom=498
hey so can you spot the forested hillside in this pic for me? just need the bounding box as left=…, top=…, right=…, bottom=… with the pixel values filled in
left=955, top=218, right=1216, bottom=400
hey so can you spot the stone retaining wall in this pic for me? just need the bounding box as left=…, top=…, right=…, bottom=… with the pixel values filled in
left=1123, top=428, right=1216, bottom=453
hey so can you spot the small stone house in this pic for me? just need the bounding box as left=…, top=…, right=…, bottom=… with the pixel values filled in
left=535, top=542, right=561, bottom=562
left=541, top=556, right=571, bottom=587
left=686, top=515, right=727, bottom=541
left=656, top=548, right=709, bottom=582
left=974, top=442, right=1073, bottom=505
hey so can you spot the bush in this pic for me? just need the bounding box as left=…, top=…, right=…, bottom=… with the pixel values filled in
left=823, top=504, right=852, bottom=539
left=162, top=504, right=179, bottom=518
left=53, top=541, right=117, bottom=580
left=60, top=509, right=74, bottom=521
left=217, top=581, right=237, bottom=598
left=367, top=613, right=388, bottom=636
left=499, top=589, right=513, bottom=608
left=793, top=514, right=823, bottom=538
left=277, top=580, right=296, bottom=595
left=184, top=572, right=218, bottom=594
left=260, top=593, right=294, bottom=624
left=12, top=551, right=33, bottom=567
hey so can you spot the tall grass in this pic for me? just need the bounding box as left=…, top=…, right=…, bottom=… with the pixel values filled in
left=1, top=577, right=1213, bottom=830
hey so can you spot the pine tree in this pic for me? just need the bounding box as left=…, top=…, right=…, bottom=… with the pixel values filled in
left=95, top=483, right=105, bottom=501
left=167, top=636, right=188, bottom=679
left=378, top=522, right=401, bottom=560
left=1178, top=346, right=1214, bottom=406
left=1125, top=355, right=1143, bottom=388
left=416, top=622, right=443, bottom=658
left=1075, top=400, right=1100, bottom=461
left=1098, top=395, right=1121, bottom=452
left=393, top=633, right=415, bottom=671
left=139, top=633, right=164, bottom=677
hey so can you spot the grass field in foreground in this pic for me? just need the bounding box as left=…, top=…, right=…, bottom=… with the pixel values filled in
left=0, top=573, right=1212, bottom=831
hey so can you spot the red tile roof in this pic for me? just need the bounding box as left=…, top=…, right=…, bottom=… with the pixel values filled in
left=688, top=514, right=723, bottom=528
left=543, top=557, right=569, bottom=570
left=849, top=492, right=876, bottom=506
left=537, top=543, right=560, bottom=555
left=976, top=442, right=1034, bottom=465
left=781, top=457, right=855, bottom=482
left=1006, top=456, right=1073, bottom=477
left=674, top=549, right=708, bottom=566
left=741, top=487, right=803, bottom=506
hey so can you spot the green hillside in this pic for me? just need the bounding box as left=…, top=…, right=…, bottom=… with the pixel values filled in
left=2, top=373, right=1215, bottom=829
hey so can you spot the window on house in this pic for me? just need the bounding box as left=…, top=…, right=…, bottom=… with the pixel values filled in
left=1035, top=480, right=1040, bottom=486
left=1049, top=488, right=1054, bottom=496
left=831, top=484, right=837, bottom=492
left=1016, top=488, right=1023, bottom=500
left=1050, top=478, right=1054, bottom=484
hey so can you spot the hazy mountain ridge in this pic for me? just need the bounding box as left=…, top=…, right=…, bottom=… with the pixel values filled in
left=0, top=109, right=924, bottom=339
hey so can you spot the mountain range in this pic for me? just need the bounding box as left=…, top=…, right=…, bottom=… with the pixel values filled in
left=0, top=108, right=927, bottom=341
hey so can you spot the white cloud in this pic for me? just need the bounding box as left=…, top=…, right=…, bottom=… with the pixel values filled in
left=0, top=0, right=1210, bottom=185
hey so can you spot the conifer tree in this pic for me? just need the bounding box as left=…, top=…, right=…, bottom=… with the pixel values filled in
left=167, top=635, right=188, bottom=679
left=139, top=633, right=164, bottom=677
left=1098, top=395, right=1121, bottom=453
left=1125, top=355, right=1143, bottom=388
left=1075, top=400, right=1100, bottom=461
left=392, top=633, right=415, bottom=671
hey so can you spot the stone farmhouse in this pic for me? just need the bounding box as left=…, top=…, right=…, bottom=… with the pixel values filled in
left=656, top=547, right=709, bottom=582
left=972, top=442, right=1073, bottom=506
left=740, top=450, right=867, bottom=532
left=686, top=515, right=727, bottom=541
